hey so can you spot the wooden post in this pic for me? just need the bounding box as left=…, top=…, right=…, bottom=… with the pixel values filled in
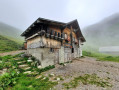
left=70, top=26, right=73, bottom=48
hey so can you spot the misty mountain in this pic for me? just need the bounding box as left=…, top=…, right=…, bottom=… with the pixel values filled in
left=0, top=22, right=23, bottom=44
left=82, top=13, right=119, bottom=52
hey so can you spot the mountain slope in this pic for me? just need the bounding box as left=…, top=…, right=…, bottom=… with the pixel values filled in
left=0, top=22, right=23, bottom=44
left=0, top=35, right=21, bottom=52
left=82, top=13, right=119, bottom=52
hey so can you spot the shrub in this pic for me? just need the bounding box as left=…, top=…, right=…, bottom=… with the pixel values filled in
left=0, top=69, right=19, bottom=89
left=38, top=65, right=55, bottom=73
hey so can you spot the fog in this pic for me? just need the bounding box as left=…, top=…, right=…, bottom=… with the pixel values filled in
left=0, top=0, right=119, bottom=31
left=99, top=46, right=119, bottom=52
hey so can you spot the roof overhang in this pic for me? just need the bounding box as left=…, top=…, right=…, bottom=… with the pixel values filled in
left=21, top=18, right=86, bottom=42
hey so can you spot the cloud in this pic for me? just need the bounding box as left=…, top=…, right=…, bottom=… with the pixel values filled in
left=66, top=0, right=119, bottom=28
left=0, top=0, right=119, bottom=31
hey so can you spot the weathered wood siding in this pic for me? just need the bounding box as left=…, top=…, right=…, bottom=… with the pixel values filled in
left=27, top=36, right=61, bottom=49
left=62, top=27, right=78, bottom=47
left=49, top=25, right=61, bottom=34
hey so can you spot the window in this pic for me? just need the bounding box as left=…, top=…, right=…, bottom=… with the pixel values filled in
left=50, top=48, right=54, bottom=52
left=72, top=48, right=74, bottom=53
left=58, top=32, right=61, bottom=37
left=73, top=37, right=75, bottom=42
left=55, top=31, right=57, bottom=36
left=65, top=33, right=67, bottom=39
left=61, top=33, right=65, bottom=39
left=51, top=30, right=54, bottom=35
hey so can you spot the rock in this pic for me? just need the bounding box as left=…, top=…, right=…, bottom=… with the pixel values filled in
left=50, top=73, right=55, bottom=76
left=36, top=75, right=42, bottom=79
left=57, top=77, right=60, bottom=81
left=64, top=64, right=67, bottom=66
left=43, top=77, right=46, bottom=80
left=21, top=54, right=26, bottom=57
left=28, top=57, right=32, bottom=60
left=27, top=60, right=33, bottom=62
left=3, top=68, right=7, bottom=72
left=23, top=67, right=31, bottom=70
left=19, top=64, right=28, bottom=68
left=24, top=71, right=32, bottom=74
left=37, top=65, right=42, bottom=69
left=17, top=61, right=26, bottom=64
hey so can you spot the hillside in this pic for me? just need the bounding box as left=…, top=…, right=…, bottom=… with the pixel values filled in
left=82, top=13, right=119, bottom=52
left=0, top=35, right=21, bottom=52
left=0, top=22, right=23, bottom=44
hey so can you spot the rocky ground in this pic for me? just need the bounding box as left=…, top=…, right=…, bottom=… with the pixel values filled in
left=42, top=57, right=119, bottom=90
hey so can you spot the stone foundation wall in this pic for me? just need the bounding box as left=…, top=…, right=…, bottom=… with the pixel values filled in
left=27, top=47, right=81, bottom=68
left=27, top=48, right=55, bottom=68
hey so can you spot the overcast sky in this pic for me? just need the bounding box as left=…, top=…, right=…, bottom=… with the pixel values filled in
left=0, top=0, right=119, bottom=31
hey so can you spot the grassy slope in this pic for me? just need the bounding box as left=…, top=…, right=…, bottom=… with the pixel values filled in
left=0, top=22, right=24, bottom=44
left=0, top=35, right=21, bottom=53
left=0, top=54, right=57, bottom=89
left=82, top=13, right=119, bottom=52
left=83, top=51, right=119, bottom=62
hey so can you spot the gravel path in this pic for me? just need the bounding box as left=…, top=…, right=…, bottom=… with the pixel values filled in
left=0, top=50, right=26, bottom=56
left=44, top=57, right=119, bottom=90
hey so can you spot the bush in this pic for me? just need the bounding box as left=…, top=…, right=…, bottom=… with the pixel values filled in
left=37, top=65, right=55, bottom=73
left=0, top=69, right=19, bottom=89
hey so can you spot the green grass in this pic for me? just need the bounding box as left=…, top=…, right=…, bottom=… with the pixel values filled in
left=0, top=53, right=57, bottom=90
left=83, top=51, right=119, bottom=62
left=11, top=75, right=57, bottom=90
left=63, top=73, right=112, bottom=89
left=0, top=35, right=22, bottom=53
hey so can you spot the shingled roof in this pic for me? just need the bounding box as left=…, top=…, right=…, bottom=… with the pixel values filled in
left=21, top=18, right=86, bottom=42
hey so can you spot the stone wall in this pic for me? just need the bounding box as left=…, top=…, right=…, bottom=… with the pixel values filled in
left=27, top=48, right=55, bottom=68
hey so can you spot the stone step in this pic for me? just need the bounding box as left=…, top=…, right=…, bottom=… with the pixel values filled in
left=17, top=61, right=26, bottom=64
left=19, top=64, right=29, bottom=68
left=27, top=59, right=33, bottom=62
left=24, top=71, right=39, bottom=75
left=23, top=67, right=31, bottom=70
left=24, top=71, right=32, bottom=74
left=14, top=58, right=21, bottom=61
left=36, top=75, right=42, bottom=79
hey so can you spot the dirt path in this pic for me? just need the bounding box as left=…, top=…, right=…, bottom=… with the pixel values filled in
left=0, top=50, right=26, bottom=56
left=43, top=57, right=119, bottom=90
